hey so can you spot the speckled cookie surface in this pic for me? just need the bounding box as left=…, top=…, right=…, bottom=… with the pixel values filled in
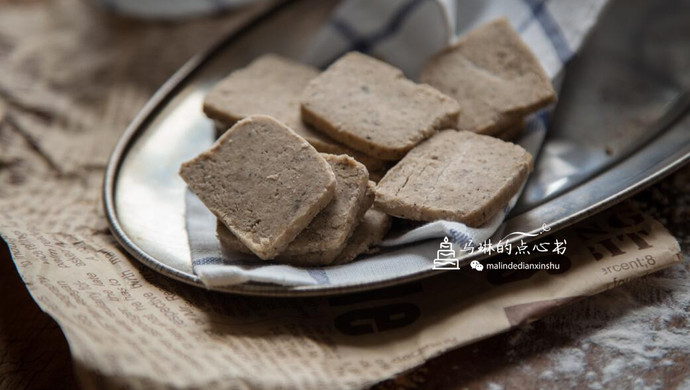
left=179, top=115, right=336, bottom=260
left=301, top=52, right=460, bottom=161
left=217, top=154, right=373, bottom=265
left=203, top=54, right=387, bottom=176
left=374, top=130, right=533, bottom=227
left=420, top=19, right=555, bottom=136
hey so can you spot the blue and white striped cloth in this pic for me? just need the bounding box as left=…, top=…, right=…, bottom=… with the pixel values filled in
left=189, top=0, right=609, bottom=288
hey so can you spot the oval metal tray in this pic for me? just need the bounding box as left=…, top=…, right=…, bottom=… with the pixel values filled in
left=103, top=0, right=690, bottom=296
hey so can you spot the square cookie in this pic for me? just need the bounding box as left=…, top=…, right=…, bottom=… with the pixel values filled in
left=301, top=52, right=460, bottom=161
left=374, top=130, right=533, bottom=227
left=204, top=54, right=319, bottom=138
left=420, top=18, right=556, bottom=135
left=180, top=115, right=336, bottom=260
left=217, top=155, right=373, bottom=266
left=203, top=54, right=387, bottom=175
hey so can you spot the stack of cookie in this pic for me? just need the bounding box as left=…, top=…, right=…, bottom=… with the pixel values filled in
left=180, top=116, right=391, bottom=266
left=180, top=18, right=555, bottom=265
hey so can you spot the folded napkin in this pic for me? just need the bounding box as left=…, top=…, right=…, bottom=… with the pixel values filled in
left=189, top=0, right=609, bottom=288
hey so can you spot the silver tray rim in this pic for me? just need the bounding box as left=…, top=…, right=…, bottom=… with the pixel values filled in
left=102, top=0, right=690, bottom=297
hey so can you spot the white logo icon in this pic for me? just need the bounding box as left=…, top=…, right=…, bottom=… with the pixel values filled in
left=433, top=237, right=459, bottom=270
left=470, top=260, right=484, bottom=271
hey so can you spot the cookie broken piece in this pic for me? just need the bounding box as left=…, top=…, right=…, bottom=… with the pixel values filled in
left=331, top=208, right=392, bottom=265
left=180, top=115, right=336, bottom=260
left=217, top=154, right=373, bottom=266
left=374, top=130, right=533, bottom=227
left=420, top=18, right=556, bottom=136
left=203, top=54, right=387, bottom=175
left=301, top=52, right=460, bottom=161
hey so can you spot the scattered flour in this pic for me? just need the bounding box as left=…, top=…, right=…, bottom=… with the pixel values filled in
left=540, top=370, right=554, bottom=380
left=551, top=348, right=586, bottom=376
left=486, top=382, right=504, bottom=390
left=508, top=167, right=690, bottom=389
left=513, top=260, right=690, bottom=390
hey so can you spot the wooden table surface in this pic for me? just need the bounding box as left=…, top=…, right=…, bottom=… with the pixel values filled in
left=0, top=0, right=688, bottom=389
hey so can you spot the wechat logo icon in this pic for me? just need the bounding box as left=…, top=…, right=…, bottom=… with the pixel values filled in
left=470, top=260, right=484, bottom=271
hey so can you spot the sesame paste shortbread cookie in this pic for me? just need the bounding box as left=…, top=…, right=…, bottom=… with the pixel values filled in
left=203, top=54, right=387, bottom=175
left=217, top=154, right=372, bottom=265
left=180, top=115, right=336, bottom=260
left=374, top=130, right=533, bottom=227
left=331, top=208, right=392, bottom=266
left=301, top=52, right=460, bottom=161
left=420, top=19, right=556, bottom=136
